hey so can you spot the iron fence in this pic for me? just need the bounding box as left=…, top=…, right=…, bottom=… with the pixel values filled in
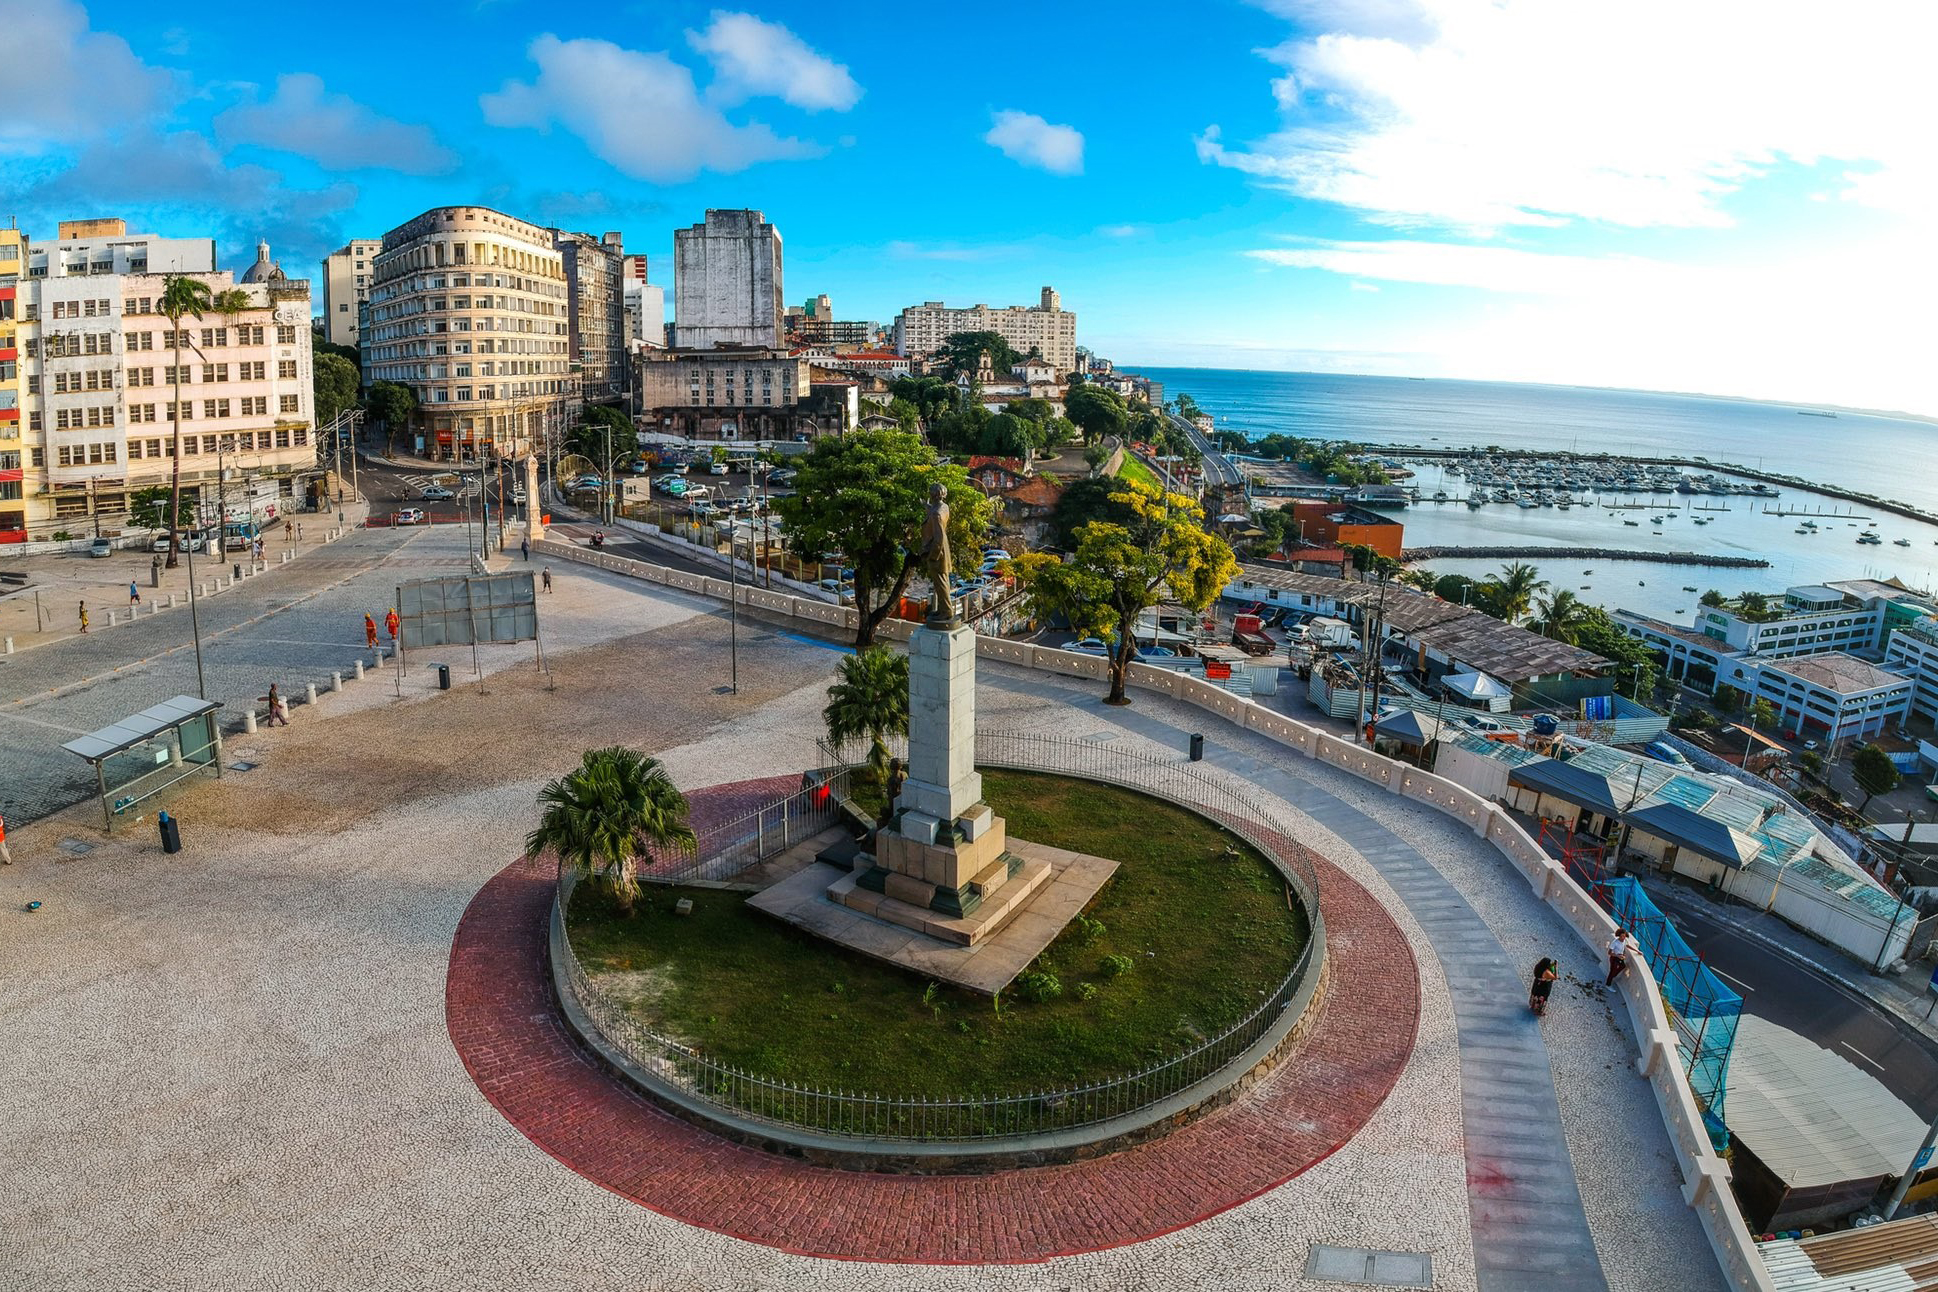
left=636, top=765, right=852, bottom=885
left=554, top=729, right=1323, bottom=1143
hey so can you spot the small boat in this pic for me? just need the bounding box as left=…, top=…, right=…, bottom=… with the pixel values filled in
left=1623, top=520, right=1640, bottom=527
left=1583, top=569, right=1593, bottom=574
left=1896, top=538, right=1912, bottom=547
left=1639, top=580, right=1647, bottom=585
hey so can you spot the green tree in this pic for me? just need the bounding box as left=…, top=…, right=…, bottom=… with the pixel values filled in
left=525, top=747, right=695, bottom=918
left=1736, top=591, right=1775, bottom=622
left=1174, top=392, right=1202, bottom=421
left=822, top=646, right=910, bottom=783
left=1006, top=397, right=1058, bottom=425
left=1049, top=476, right=1138, bottom=548
left=887, top=376, right=958, bottom=426
left=884, top=396, right=922, bottom=433
left=772, top=430, right=991, bottom=648
left=158, top=273, right=213, bottom=568
left=1480, top=561, right=1549, bottom=623
left=1800, top=749, right=1825, bottom=779
left=1064, top=384, right=1129, bottom=445
left=1750, top=698, right=1778, bottom=732
left=1699, top=589, right=1727, bottom=608
left=366, top=381, right=417, bottom=453
left=935, top=330, right=1021, bottom=377
left=1434, top=573, right=1480, bottom=606
left=1533, top=588, right=1588, bottom=643
left=1010, top=480, right=1238, bottom=705
left=1852, top=743, right=1901, bottom=812
left=979, top=412, right=1038, bottom=459
left=313, top=351, right=359, bottom=428
left=129, top=485, right=192, bottom=531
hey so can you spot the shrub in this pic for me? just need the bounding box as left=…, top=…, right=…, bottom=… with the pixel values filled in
left=1075, top=982, right=1099, bottom=1001
left=1100, top=953, right=1135, bottom=978
left=1075, top=914, right=1107, bottom=943
left=1015, top=970, right=1063, bottom=1003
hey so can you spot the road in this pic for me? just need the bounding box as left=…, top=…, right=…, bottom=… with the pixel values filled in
left=1168, top=410, right=1242, bottom=489
left=1653, top=886, right=1938, bottom=1118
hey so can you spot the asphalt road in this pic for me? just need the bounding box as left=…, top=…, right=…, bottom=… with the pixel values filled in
left=1169, top=410, right=1242, bottom=488
left=1654, top=888, right=1938, bottom=1118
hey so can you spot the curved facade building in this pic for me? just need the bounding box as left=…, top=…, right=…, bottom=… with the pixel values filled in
left=364, top=207, right=575, bottom=462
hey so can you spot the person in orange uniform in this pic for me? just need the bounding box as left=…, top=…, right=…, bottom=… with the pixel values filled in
left=364, top=613, right=379, bottom=649
left=385, top=608, right=400, bottom=643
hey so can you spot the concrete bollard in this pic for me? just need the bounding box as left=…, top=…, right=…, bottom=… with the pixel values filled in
left=242, top=709, right=258, bottom=734
left=329, top=671, right=342, bottom=693
left=167, top=593, right=177, bottom=608
left=107, top=611, right=117, bottom=627
left=353, top=660, right=365, bottom=680
left=281, top=550, right=292, bottom=564
left=3, top=637, right=12, bottom=654
left=305, top=682, right=318, bottom=707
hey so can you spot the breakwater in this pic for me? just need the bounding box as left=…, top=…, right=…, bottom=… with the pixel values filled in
left=1402, top=546, right=1770, bottom=568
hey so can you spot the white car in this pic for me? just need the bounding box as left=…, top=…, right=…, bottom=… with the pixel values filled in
left=709, top=461, right=729, bottom=475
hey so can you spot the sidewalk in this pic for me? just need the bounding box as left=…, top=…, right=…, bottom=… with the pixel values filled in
left=1642, top=874, right=1938, bottom=1044
left=0, top=498, right=370, bottom=654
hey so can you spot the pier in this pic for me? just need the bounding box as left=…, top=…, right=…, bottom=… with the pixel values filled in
left=1401, top=545, right=1771, bottom=568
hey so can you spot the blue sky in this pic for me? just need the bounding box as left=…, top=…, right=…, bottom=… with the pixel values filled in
left=9, top=0, right=1933, bottom=414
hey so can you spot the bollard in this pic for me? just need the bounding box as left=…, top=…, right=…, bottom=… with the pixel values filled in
left=3, top=637, right=12, bottom=654
left=282, top=550, right=291, bottom=564
left=329, top=671, right=342, bottom=693
left=353, top=660, right=365, bottom=680
left=305, top=682, right=318, bottom=707
left=243, top=709, right=258, bottom=734
left=167, top=593, right=177, bottom=608
left=108, top=611, right=117, bottom=627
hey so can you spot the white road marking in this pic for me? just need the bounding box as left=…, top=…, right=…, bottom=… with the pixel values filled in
left=1711, top=969, right=1754, bottom=993
left=1840, top=1041, right=1886, bottom=1071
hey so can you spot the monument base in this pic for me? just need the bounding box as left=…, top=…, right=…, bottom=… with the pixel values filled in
left=835, top=851, right=1052, bottom=947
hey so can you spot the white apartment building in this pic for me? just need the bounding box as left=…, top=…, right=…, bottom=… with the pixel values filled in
left=0, top=220, right=317, bottom=539
left=1885, top=620, right=1938, bottom=724
left=363, top=206, right=575, bottom=462
left=553, top=230, right=625, bottom=405
left=1743, top=653, right=1913, bottom=745
left=623, top=281, right=666, bottom=352
left=893, top=287, right=1077, bottom=373
left=672, top=210, right=783, bottom=349
left=321, top=239, right=381, bottom=349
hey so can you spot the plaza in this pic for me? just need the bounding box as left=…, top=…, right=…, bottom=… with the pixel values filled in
left=0, top=549, right=1736, bottom=1291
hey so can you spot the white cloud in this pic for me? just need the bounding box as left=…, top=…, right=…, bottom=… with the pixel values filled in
left=1246, top=239, right=1684, bottom=296
left=482, top=35, right=822, bottom=182
left=0, top=0, right=173, bottom=155
left=1204, top=0, right=1938, bottom=230
left=1097, top=224, right=1141, bottom=238
left=984, top=110, right=1084, bottom=176
left=216, top=73, right=456, bottom=174
left=688, top=12, right=860, bottom=112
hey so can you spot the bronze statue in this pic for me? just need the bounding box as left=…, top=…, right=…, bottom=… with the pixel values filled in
left=878, top=756, right=907, bottom=829
left=919, top=482, right=953, bottom=621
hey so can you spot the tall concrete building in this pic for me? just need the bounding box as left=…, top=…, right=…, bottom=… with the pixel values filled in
left=0, top=219, right=317, bottom=541
left=893, top=286, right=1077, bottom=372
left=363, top=206, right=575, bottom=462
left=672, top=210, right=783, bottom=349
left=553, top=230, right=624, bottom=405
left=320, top=239, right=380, bottom=349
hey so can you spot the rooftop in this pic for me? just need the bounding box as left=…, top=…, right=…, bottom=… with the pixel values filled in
left=1763, top=651, right=1914, bottom=696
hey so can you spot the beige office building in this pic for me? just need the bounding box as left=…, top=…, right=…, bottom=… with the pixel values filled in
left=321, top=239, right=380, bottom=349
left=363, top=206, right=575, bottom=462
left=892, top=287, right=1076, bottom=372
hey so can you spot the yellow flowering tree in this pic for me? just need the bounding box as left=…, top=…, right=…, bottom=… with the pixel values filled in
left=1010, top=479, right=1237, bottom=705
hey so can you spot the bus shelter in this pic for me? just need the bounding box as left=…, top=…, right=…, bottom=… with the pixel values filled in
left=61, top=695, right=224, bottom=831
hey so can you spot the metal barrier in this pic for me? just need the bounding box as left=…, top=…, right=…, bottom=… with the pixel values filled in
left=553, top=729, right=1322, bottom=1142
left=637, top=766, right=851, bottom=886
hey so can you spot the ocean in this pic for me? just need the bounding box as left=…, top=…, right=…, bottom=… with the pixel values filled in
left=1137, top=368, right=1938, bottom=622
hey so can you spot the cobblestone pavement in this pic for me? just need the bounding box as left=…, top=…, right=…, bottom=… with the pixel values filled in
left=0, top=566, right=1718, bottom=1290
left=447, top=824, right=1414, bottom=1262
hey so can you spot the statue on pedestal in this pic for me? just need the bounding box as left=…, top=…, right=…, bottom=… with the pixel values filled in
left=919, top=482, right=953, bottom=623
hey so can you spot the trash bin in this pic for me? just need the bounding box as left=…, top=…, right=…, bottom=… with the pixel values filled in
left=158, top=809, right=183, bottom=854
left=1189, top=733, right=1205, bottom=762
left=435, top=663, right=451, bottom=690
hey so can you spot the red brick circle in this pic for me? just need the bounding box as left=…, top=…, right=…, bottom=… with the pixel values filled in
left=446, top=795, right=1419, bottom=1263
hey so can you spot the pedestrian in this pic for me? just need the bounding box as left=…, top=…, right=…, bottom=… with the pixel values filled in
left=0, top=810, right=12, bottom=865
left=1605, top=927, right=1638, bottom=986
left=1529, top=957, right=1558, bottom=1015
left=520, top=537, right=530, bottom=562
left=78, top=600, right=88, bottom=633
left=385, top=607, right=399, bottom=643
left=262, top=683, right=290, bottom=727
left=364, top=613, right=379, bottom=649
left=542, top=567, right=553, bottom=593
left=129, top=580, right=141, bottom=608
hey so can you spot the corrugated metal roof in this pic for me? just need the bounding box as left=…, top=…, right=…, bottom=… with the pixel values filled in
left=1508, top=759, right=1628, bottom=817
left=1759, top=1214, right=1938, bottom=1291
left=1726, top=1016, right=1926, bottom=1189
left=1628, top=802, right=1766, bottom=869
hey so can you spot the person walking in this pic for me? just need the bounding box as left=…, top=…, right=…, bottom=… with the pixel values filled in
left=1605, top=928, right=1638, bottom=986
left=364, top=613, right=379, bottom=650
left=0, top=810, right=13, bottom=865
left=520, top=537, right=530, bottom=562
left=78, top=601, right=89, bottom=634
left=541, top=567, right=552, bottom=593
left=384, top=607, right=399, bottom=644
left=263, top=683, right=290, bottom=727
left=129, top=580, right=141, bottom=609
left=1529, top=957, right=1559, bottom=1015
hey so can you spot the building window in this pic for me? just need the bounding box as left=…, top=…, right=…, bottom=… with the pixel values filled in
left=279, top=394, right=300, bottom=413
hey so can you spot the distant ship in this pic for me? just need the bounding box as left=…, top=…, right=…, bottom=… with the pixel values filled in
left=1797, top=409, right=1839, bottom=418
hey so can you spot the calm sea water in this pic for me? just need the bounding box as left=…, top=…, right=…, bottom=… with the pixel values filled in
left=1139, top=368, right=1938, bottom=621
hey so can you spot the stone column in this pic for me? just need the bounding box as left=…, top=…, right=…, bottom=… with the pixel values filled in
left=526, top=454, right=545, bottom=544
left=898, top=621, right=982, bottom=843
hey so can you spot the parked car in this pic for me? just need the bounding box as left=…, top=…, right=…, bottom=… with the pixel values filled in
left=688, top=500, right=717, bottom=518
left=510, top=488, right=526, bottom=505
left=1643, top=740, right=1692, bottom=768
left=1803, top=739, right=1820, bottom=752
left=1069, top=637, right=1110, bottom=654
left=1137, top=646, right=1177, bottom=659
left=767, top=469, right=797, bottom=486
left=709, top=461, right=729, bottom=475
left=657, top=479, right=687, bottom=497
left=420, top=485, right=455, bottom=501
left=89, top=537, right=113, bottom=558
left=392, top=508, right=426, bottom=526
left=682, top=484, right=711, bottom=501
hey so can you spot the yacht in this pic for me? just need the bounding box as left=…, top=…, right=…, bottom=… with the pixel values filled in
left=1896, top=538, right=1913, bottom=547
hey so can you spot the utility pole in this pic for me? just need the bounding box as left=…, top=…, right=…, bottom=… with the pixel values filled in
left=727, top=523, right=740, bottom=694
left=182, top=498, right=208, bottom=700
left=1883, top=1112, right=1938, bottom=1220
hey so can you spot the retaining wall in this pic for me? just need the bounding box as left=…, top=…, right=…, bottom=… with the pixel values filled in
left=531, top=534, right=1777, bottom=1292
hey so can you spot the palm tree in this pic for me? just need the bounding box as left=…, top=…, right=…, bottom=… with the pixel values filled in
left=1484, top=560, right=1549, bottom=623
left=158, top=274, right=213, bottom=568
left=823, top=645, right=909, bottom=782
left=526, top=747, right=694, bottom=917
left=1534, top=588, right=1587, bottom=643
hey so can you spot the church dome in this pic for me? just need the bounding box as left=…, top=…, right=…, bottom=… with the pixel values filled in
left=240, top=239, right=284, bottom=284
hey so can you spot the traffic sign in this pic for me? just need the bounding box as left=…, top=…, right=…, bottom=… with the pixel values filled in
left=1915, top=1146, right=1933, bottom=1171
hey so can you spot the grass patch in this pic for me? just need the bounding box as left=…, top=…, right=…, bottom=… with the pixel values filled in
left=568, top=771, right=1307, bottom=1099
left=1115, top=455, right=1162, bottom=490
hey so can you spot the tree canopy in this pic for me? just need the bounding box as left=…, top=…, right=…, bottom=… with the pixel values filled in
left=525, top=747, right=694, bottom=917
left=936, top=330, right=1021, bottom=378
left=1852, top=743, right=1902, bottom=811
left=772, top=430, right=992, bottom=648
left=1048, top=476, right=1138, bottom=549
left=1011, top=479, right=1237, bottom=705
left=366, top=381, right=417, bottom=452
left=313, top=352, right=359, bottom=428
left=823, top=646, right=909, bottom=782
left=1064, top=383, right=1129, bottom=445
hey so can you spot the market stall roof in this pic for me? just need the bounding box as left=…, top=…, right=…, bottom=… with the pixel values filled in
left=1506, top=758, right=1628, bottom=817
left=61, top=696, right=221, bottom=763
left=1627, top=802, right=1766, bottom=869
left=1443, top=670, right=1512, bottom=701
left=1373, top=710, right=1448, bottom=746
